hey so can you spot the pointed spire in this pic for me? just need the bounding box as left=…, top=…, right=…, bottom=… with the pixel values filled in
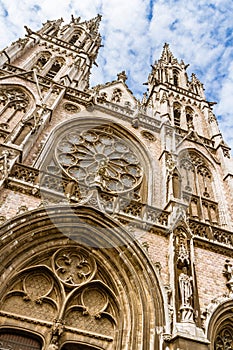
left=86, top=14, right=102, bottom=34
left=160, top=43, right=178, bottom=64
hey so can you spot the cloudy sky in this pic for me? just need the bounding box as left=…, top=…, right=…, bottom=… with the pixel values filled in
left=0, top=0, right=233, bottom=150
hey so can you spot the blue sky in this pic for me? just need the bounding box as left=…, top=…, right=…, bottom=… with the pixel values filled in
left=0, top=0, right=233, bottom=150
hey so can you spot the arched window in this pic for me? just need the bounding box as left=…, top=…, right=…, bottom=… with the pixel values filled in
left=185, top=106, right=194, bottom=130
left=46, top=58, right=64, bottom=79
left=68, top=31, right=82, bottom=45
left=61, top=343, right=103, bottom=350
left=0, top=86, right=31, bottom=131
left=69, top=34, right=79, bottom=45
left=0, top=330, right=42, bottom=350
left=173, top=102, right=181, bottom=127
left=33, top=52, right=51, bottom=72
left=179, top=151, right=218, bottom=224
left=173, top=70, right=179, bottom=86
left=172, top=170, right=181, bottom=199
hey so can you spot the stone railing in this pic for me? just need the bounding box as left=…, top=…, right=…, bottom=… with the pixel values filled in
left=175, top=127, right=215, bottom=149
left=8, top=163, right=169, bottom=227
left=189, top=218, right=233, bottom=248
left=166, top=82, right=201, bottom=100
left=65, top=87, right=92, bottom=102
left=95, top=98, right=161, bottom=131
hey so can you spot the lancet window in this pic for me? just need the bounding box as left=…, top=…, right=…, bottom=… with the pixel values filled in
left=46, top=58, right=64, bottom=79
left=68, top=30, right=82, bottom=45
left=173, top=102, right=181, bottom=127
left=185, top=106, right=194, bottom=130
left=33, top=52, right=51, bottom=72
left=179, top=151, right=218, bottom=224
left=0, top=86, right=30, bottom=131
left=173, top=70, right=179, bottom=86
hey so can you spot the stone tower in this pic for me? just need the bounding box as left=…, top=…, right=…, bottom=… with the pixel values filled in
left=0, top=15, right=233, bottom=350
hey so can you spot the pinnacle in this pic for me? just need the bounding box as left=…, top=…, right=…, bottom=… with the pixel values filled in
left=160, top=43, right=177, bottom=64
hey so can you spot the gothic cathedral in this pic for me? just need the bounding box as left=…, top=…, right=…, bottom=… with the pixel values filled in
left=0, top=15, right=232, bottom=350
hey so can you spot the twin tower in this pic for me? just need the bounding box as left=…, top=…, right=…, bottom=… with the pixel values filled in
left=0, top=14, right=232, bottom=350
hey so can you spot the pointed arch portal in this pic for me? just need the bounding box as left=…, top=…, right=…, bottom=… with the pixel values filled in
left=0, top=205, right=166, bottom=349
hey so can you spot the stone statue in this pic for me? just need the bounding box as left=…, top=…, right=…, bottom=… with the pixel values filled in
left=179, top=267, right=193, bottom=307
left=47, top=337, right=58, bottom=350
left=179, top=267, right=194, bottom=321
left=223, top=259, right=233, bottom=293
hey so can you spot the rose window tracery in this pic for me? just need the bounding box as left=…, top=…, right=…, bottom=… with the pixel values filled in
left=56, top=126, right=143, bottom=194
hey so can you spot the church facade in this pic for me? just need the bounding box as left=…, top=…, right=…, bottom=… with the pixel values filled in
left=0, top=14, right=233, bottom=350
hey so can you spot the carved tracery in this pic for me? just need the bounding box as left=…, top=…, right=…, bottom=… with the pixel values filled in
left=111, top=88, right=122, bottom=103
left=1, top=267, right=59, bottom=322
left=179, top=151, right=218, bottom=224
left=0, top=246, right=118, bottom=343
left=65, top=283, right=116, bottom=337
left=214, top=327, right=233, bottom=350
left=52, top=247, right=97, bottom=287
left=55, top=125, right=143, bottom=194
left=0, top=86, right=30, bottom=131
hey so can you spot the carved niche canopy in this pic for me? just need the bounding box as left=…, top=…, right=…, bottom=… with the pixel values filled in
left=55, top=125, right=143, bottom=194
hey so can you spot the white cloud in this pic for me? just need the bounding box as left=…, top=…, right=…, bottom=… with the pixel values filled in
left=0, top=0, right=232, bottom=150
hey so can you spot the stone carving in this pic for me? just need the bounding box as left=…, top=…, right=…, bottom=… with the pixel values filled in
left=47, top=318, right=64, bottom=349
left=165, top=152, right=175, bottom=171
left=175, top=230, right=190, bottom=267
left=223, top=259, right=233, bottom=295
left=65, top=285, right=116, bottom=337
left=63, top=102, right=80, bottom=113
left=0, top=150, right=10, bottom=180
left=48, top=340, right=59, bottom=350
left=111, top=88, right=122, bottom=102
left=1, top=270, right=58, bottom=321
left=117, top=71, right=127, bottom=82
left=56, top=125, right=143, bottom=194
left=141, top=130, right=156, bottom=141
left=214, top=327, right=233, bottom=350
left=52, top=247, right=97, bottom=287
left=179, top=267, right=194, bottom=322
left=0, top=87, right=29, bottom=122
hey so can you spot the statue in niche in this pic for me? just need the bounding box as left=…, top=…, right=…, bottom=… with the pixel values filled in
left=223, top=259, right=233, bottom=294
left=179, top=267, right=194, bottom=322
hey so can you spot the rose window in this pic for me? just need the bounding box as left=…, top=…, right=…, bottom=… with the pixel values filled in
left=56, top=126, right=143, bottom=194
